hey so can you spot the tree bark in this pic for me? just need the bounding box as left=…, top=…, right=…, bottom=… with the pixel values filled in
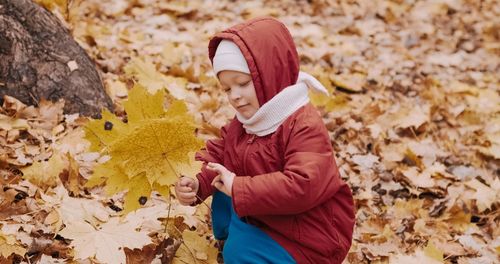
left=0, top=0, right=113, bottom=117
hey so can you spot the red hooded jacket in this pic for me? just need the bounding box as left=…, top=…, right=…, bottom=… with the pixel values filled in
left=196, top=17, right=355, bottom=263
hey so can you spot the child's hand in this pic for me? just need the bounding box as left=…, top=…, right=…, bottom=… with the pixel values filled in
left=207, top=162, right=235, bottom=197
left=174, top=176, right=199, bottom=206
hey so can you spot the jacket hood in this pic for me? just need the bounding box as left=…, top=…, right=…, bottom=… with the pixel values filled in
left=208, top=17, right=300, bottom=106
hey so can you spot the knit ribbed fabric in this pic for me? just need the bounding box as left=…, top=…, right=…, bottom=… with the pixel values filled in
left=236, top=72, right=328, bottom=136
left=212, top=40, right=250, bottom=76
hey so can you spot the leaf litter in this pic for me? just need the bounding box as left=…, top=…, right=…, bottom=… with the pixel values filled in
left=1, top=0, right=499, bottom=263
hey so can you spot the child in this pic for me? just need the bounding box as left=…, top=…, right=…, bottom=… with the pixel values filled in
left=175, top=17, right=355, bottom=264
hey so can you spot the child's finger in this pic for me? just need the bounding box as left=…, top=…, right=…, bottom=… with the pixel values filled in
left=179, top=197, right=196, bottom=206
left=177, top=186, right=192, bottom=193
left=177, top=192, right=196, bottom=200
left=179, top=176, right=193, bottom=186
left=206, top=162, right=224, bottom=172
left=213, top=180, right=223, bottom=191
left=205, top=163, right=217, bottom=172
left=213, top=181, right=230, bottom=197
left=211, top=175, right=221, bottom=186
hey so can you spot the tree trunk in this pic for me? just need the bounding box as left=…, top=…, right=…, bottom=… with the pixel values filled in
left=0, top=0, right=113, bottom=118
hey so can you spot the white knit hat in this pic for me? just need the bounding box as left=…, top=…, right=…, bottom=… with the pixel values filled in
left=212, top=40, right=250, bottom=76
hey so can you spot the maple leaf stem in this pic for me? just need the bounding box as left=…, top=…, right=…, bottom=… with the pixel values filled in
left=181, top=238, right=199, bottom=264
left=164, top=195, right=172, bottom=234
left=171, top=224, right=199, bottom=264
left=163, top=158, right=212, bottom=212
left=195, top=194, right=212, bottom=213
left=410, top=126, right=418, bottom=139
left=165, top=158, right=180, bottom=178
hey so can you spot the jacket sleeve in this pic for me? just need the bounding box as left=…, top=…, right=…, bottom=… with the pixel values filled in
left=231, top=110, right=343, bottom=216
left=194, top=125, right=228, bottom=203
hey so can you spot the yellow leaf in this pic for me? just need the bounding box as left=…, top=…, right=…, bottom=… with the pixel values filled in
left=84, top=109, right=131, bottom=152
left=0, top=233, right=26, bottom=258
left=161, top=42, right=190, bottom=67
left=424, top=241, right=444, bottom=262
left=84, top=159, right=115, bottom=189
left=21, top=153, right=66, bottom=189
left=110, top=118, right=203, bottom=185
left=152, top=182, right=171, bottom=199
left=173, top=230, right=218, bottom=264
left=404, top=148, right=423, bottom=169
left=105, top=79, right=128, bottom=99
left=164, top=75, right=189, bottom=100
left=123, top=174, right=152, bottom=214
left=123, top=84, right=166, bottom=123
left=331, top=73, right=366, bottom=92
left=304, top=68, right=348, bottom=112
left=66, top=154, right=80, bottom=195
left=85, top=85, right=203, bottom=213
left=124, top=58, right=191, bottom=99
left=124, top=58, right=166, bottom=94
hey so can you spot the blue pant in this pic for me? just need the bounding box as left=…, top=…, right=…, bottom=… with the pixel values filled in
left=211, top=191, right=296, bottom=264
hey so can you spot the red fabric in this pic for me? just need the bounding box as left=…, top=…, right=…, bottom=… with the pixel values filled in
left=196, top=17, right=355, bottom=264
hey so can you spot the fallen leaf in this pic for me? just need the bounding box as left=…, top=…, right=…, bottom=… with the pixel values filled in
left=21, top=153, right=67, bottom=189
left=0, top=233, right=26, bottom=258
left=59, top=218, right=151, bottom=264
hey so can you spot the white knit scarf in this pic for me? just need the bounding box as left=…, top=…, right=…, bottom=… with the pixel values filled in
left=236, top=72, right=329, bottom=136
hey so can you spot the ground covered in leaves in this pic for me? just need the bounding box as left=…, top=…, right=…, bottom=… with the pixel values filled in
left=1, top=0, right=499, bottom=263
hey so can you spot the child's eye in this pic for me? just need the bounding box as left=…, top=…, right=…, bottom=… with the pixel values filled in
left=239, top=81, right=250, bottom=87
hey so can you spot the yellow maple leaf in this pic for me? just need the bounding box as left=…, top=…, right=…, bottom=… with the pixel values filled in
left=123, top=84, right=166, bottom=123
left=84, top=109, right=132, bottom=152
left=173, top=230, right=218, bottom=264
left=424, top=241, right=444, bottom=262
left=124, top=58, right=166, bottom=94
left=123, top=58, right=190, bottom=99
left=123, top=174, right=152, bottom=214
left=0, top=233, right=26, bottom=258
left=109, top=119, right=203, bottom=185
left=21, top=153, right=66, bottom=189
left=85, top=85, right=204, bottom=213
left=331, top=73, right=366, bottom=92
left=65, top=154, right=81, bottom=195
left=303, top=67, right=348, bottom=112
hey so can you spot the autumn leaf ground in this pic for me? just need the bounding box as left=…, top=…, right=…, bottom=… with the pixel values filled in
left=1, top=0, right=499, bottom=263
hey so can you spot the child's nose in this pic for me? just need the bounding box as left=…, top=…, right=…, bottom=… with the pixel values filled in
left=229, top=89, right=241, bottom=100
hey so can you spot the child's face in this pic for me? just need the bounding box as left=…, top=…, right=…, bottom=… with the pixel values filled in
left=218, top=70, right=259, bottom=119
